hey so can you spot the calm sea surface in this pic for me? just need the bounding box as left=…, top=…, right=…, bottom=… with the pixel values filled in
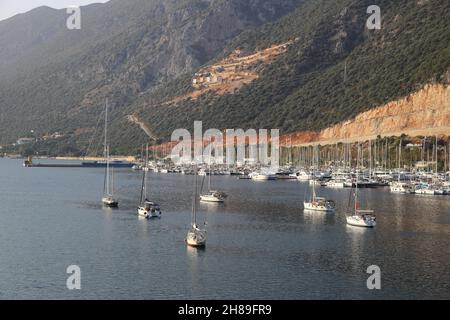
left=0, top=158, right=449, bottom=299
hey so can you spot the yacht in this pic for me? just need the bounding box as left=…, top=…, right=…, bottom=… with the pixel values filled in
left=390, top=182, right=414, bottom=194
left=296, top=170, right=310, bottom=181
left=250, top=172, right=277, bottom=181
left=346, top=210, right=377, bottom=228
left=138, top=200, right=162, bottom=219
left=101, top=100, right=119, bottom=208
left=200, top=190, right=227, bottom=203
left=304, top=197, right=336, bottom=212
left=200, top=160, right=228, bottom=203
left=346, top=157, right=376, bottom=228
left=186, top=224, right=207, bottom=248
left=415, top=184, right=436, bottom=195
left=325, top=180, right=346, bottom=188
left=137, top=144, right=162, bottom=219
left=303, top=148, right=335, bottom=212
left=186, top=168, right=206, bottom=248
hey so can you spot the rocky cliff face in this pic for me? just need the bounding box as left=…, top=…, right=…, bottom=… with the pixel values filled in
left=284, top=84, right=450, bottom=146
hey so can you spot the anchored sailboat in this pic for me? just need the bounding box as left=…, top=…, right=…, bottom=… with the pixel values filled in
left=304, top=180, right=336, bottom=212
left=102, top=100, right=119, bottom=208
left=346, top=145, right=376, bottom=228
left=186, top=167, right=207, bottom=247
left=200, top=160, right=227, bottom=203
left=303, top=146, right=335, bottom=212
left=137, top=144, right=161, bottom=219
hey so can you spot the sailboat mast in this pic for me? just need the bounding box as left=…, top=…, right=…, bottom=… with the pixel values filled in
left=106, top=145, right=110, bottom=195
left=192, top=166, right=198, bottom=226
left=104, top=99, right=108, bottom=162
left=311, top=145, right=318, bottom=201
left=139, top=165, right=145, bottom=204
left=145, top=143, right=149, bottom=198
left=435, top=135, right=438, bottom=178
left=111, top=164, right=114, bottom=197
left=355, top=144, right=360, bottom=214
left=398, top=138, right=402, bottom=183
left=208, top=150, right=212, bottom=191
left=103, top=100, right=109, bottom=196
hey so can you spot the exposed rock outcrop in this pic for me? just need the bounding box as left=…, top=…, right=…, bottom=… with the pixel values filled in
left=282, top=84, right=450, bottom=146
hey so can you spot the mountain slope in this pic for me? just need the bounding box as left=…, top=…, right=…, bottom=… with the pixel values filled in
left=0, top=0, right=305, bottom=152
left=134, top=0, right=449, bottom=145
left=0, top=0, right=448, bottom=156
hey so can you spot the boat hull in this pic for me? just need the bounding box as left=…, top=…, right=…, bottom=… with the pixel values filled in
left=102, top=197, right=119, bottom=208
left=303, top=202, right=335, bottom=212
left=200, top=195, right=224, bottom=203
left=346, top=216, right=376, bottom=228
left=103, top=201, right=119, bottom=208
left=138, top=207, right=161, bottom=219
left=186, top=230, right=206, bottom=248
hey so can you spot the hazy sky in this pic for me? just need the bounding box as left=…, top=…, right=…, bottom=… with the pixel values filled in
left=0, top=0, right=110, bottom=21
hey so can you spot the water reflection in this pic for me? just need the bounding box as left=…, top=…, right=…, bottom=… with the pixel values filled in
left=303, top=209, right=335, bottom=225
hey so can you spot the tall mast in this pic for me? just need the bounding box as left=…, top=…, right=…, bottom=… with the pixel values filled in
left=435, top=135, right=438, bottom=178
left=140, top=143, right=148, bottom=204
left=369, top=140, right=372, bottom=179
left=145, top=143, right=149, bottom=198
left=208, top=150, right=212, bottom=191
left=355, top=144, right=360, bottom=214
left=192, top=166, right=198, bottom=226
left=103, top=100, right=110, bottom=196
left=104, top=99, right=108, bottom=160
left=106, top=146, right=110, bottom=195
left=312, top=145, right=318, bottom=201
left=111, top=162, right=114, bottom=197
left=398, top=138, right=402, bottom=183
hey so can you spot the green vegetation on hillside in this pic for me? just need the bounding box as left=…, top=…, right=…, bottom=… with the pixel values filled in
left=136, top=0, right=449, bottom=143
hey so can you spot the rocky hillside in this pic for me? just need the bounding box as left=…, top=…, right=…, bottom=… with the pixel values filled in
left=0, top=0, right=304, bottom=151
left=281, top=84, right=450, bottom=146
left=133, top=0, right=449, bottom=144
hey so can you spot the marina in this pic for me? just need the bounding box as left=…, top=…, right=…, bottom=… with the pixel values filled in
left=0, top=0, right=447, bottom=304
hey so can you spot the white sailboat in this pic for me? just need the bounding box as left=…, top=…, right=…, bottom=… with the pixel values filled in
left=346, top=147, right=376, bottom=228
left=186, top=167, right=207, bottom=248
left=101, top=100, right=119, bottom=208
left=102, top=146, right=119, bottom=207
left=296, top=170, right=310, bottom=181
left=200, top=190, right=227, bottom=203
left=200, top=161, right=227, bottom=203
left=303, top=147, right=335, bottom=212
left=390, top=138, right=414, bottom=194
left=304, top=180, right=336, bottom=212
left=137, top=144, right=161, bottom=219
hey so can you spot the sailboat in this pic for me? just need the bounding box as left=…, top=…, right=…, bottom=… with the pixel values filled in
left=303, top=146, right=335, bottom=212
left=200, top=161, right=227, bottom=203
left=137, top=144, right=161, bottom=219
left=390, top=138, right=414, bottom=194
left=102, top=146, right=119, bottom=207
left=186, top=167, right=207, bottom=248
left=102, top=100, right=119, bottom=208
left=346, top=146, right=376, bottom=228
left=304, top=180, right=336, bottom=212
